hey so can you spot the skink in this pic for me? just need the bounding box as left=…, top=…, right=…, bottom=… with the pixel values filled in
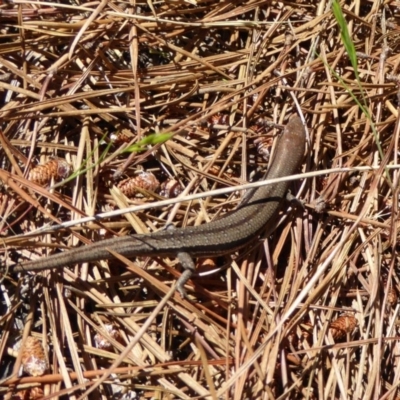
left=9, top=115, right=306, bottom=295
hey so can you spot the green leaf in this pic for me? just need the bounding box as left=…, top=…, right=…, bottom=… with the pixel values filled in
left=332, top=0, right=359, bottom=80
left=123, top=132, right=173, bottom=153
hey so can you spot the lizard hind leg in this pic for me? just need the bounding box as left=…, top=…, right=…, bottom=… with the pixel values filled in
left=176, top=251, right=196, bottom=299
left=165, top=222, right=196, bottom=299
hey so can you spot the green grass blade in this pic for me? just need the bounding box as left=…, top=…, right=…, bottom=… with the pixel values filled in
left=332, top=0, right=359, bottom=80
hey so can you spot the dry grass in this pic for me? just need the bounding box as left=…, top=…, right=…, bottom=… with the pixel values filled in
left=0, top=0, right=400, bottom=399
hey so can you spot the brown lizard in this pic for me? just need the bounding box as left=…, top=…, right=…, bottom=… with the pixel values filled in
left=8, top=115, right=306, bottom=296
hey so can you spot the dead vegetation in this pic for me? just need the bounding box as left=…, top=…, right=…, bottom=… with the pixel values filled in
left=1, top=0, right=400, bottom=398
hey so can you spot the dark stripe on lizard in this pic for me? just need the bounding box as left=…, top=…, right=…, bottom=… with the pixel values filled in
left=9, top=115, right=306, bottom=291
